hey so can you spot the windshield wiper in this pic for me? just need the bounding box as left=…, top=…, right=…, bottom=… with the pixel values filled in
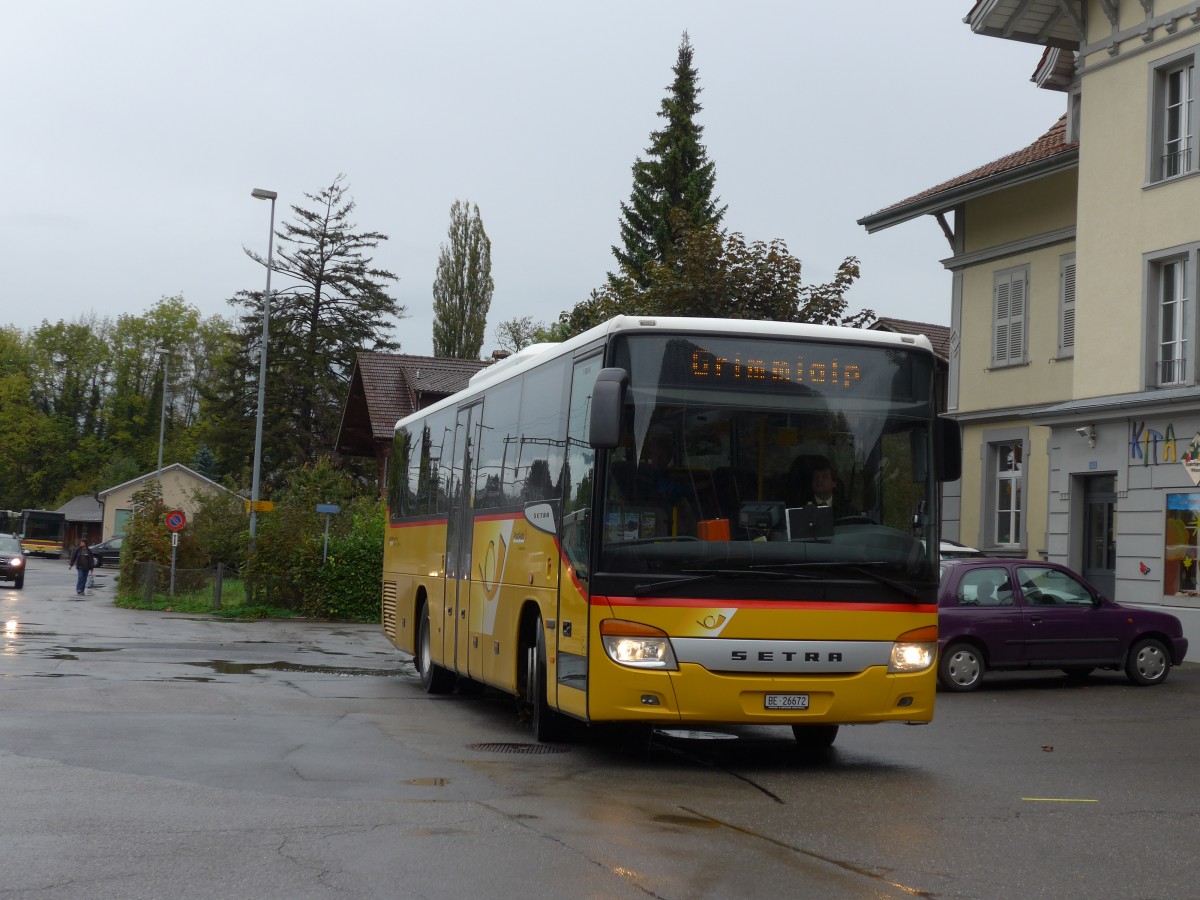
left=750, top=560, right=927, bottom=603
left=631, top=568, right=815, bottom=597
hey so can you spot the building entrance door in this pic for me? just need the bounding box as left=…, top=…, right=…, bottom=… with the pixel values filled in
left=1083, top=474, right=1116, bottom=598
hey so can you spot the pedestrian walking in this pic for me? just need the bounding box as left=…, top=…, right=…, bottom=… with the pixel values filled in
left=68, top=538, right=95, bottom=597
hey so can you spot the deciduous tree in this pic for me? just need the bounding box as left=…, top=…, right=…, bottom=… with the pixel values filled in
left=494, top=316, right=546, bottom=354
left=432, top=199, right=493, bottom=359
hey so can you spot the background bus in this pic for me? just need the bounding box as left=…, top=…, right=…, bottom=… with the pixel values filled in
left=382, top=316, right=960, bottom=749
left=19, top=509, right=66, bottom=558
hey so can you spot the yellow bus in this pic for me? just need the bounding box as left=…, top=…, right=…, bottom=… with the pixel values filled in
left=382, top=316, right=960, bottom=748
left=19, top=509, right=66, bottom=558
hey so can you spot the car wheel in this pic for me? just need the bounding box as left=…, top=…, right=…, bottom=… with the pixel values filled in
left=14, top=574, right=23, bottom=589
left=1125, top=637, right=1171, bottom=686
left=938, top=642, right=985, bottom=692
left=417, top=602, right=455, bottom=694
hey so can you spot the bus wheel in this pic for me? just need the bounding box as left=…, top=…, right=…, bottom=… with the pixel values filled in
left=417, top=603, right=454, bottom=694
left=792, top=724, right=838, bottom=750
left=527, top=620, right=565, bottom=742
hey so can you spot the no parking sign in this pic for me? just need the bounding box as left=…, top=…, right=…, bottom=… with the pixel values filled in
left=165, top=510, right=187, bottom=532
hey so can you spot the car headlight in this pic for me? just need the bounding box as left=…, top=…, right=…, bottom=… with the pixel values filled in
left=888, top=625, right=937, bottom=673
left=11, top=557, right=23, bottom=568
left=600, top=619, right=678, bottom=670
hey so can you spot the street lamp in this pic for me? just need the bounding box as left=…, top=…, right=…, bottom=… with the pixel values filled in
left=249, top=187, right=277, bottom=545
left=155, top=348, right=170, bottom=480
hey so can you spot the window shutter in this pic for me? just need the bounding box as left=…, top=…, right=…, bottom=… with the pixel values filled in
left=1008, top=271, right=1026, bottom=362
left=994, top=277, right=1011, bottom=365
left=1060, top=260, right=1076, bottom=354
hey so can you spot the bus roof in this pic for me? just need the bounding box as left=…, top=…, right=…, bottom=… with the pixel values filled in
left=399, top=315, right=936, bottom=430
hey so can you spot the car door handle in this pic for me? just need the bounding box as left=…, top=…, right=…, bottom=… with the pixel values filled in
left=1029, top=615, right=1042, bottom=624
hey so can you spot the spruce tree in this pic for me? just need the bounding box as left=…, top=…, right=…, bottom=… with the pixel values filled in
left=432, top=199, right=493, bottom=359
left=612, top=32, right=726, bottom=286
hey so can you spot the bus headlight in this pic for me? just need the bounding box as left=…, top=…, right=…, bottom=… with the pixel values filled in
left=600, top=619, right=678, bottom=670
left=888, top=625, right=937, bottom=673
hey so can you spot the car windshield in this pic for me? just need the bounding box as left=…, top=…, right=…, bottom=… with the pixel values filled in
left=0, top=536, right=21, bottom=554
left=592, top=333, right=940, bottom=584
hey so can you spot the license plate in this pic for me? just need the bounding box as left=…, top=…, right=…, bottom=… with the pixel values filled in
left=765, top=694, right=810, bottom=710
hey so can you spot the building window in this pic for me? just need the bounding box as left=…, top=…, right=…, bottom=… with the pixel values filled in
left=1146, top=251, right=1193, bottom=387
left=992, top=265, right=1028, bottom=368
left=1150, top=53, right=1197, bottom=182
left=1058, top=253, right=1076, bottom=358
left=1165, top=493, right=1200, bottom=596
left=993, top=441, right=1023, bottom=546
left=981, top=429, right=1027, bottom=550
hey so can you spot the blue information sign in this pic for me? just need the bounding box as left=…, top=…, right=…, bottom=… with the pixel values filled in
left=315, top=504, right=341, bottom=514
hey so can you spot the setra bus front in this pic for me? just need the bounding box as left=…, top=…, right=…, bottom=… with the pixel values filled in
left=575, top=324, right=959, bottom=747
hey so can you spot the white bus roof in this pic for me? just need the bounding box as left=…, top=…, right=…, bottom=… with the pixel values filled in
left=399, top=315, right=935, bottom=430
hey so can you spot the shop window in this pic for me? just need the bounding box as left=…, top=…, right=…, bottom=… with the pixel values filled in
left=1165, top=493, right=1200, bottom=596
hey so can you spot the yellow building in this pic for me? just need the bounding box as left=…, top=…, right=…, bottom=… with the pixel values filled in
left=861, top=2, right=1200, bottom=638
left=97, top=463, right=239, bottom=538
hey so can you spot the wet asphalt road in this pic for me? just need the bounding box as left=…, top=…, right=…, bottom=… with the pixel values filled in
left=4, top=554, right=1200, bottom=899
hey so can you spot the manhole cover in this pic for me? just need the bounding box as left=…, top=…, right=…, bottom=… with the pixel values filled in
left=466, top=742, right=569, bottom=754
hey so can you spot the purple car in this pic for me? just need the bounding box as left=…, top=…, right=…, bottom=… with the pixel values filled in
left=937, top=559, right=1188, bottom=691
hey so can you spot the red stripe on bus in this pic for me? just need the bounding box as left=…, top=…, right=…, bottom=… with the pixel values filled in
left=388, top=518, right=449, bottom=529
left=594, top=595, right=936, bottom=614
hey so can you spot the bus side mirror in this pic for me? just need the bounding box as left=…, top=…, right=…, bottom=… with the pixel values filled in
left=936, top=417, right=962, bottom=482
left=589, top=368, right=629, bottom=449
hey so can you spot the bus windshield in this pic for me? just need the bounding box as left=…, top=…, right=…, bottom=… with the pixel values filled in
left=597, top=333, right=939, bottom=584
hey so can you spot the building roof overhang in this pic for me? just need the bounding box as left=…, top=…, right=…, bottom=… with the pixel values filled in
left=859, top=146, right=1078, bottom=234
left=965, top=0, right=1084, bottom=51
left=1031, top=385, right=1200, bottom=425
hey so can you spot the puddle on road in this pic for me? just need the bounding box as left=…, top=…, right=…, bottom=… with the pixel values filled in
left=184, top=659, right=414, bottom=677
left=65, top=647, right=121, bottom=653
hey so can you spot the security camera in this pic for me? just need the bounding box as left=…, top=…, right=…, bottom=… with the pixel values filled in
left=1075, top=426, right=1091, bottom=437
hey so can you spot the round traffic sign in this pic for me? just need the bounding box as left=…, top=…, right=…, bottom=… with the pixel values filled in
left=165, top=510, right=187, bottom=532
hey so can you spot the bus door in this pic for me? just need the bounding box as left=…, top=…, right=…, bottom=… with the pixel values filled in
left=555, top=354, right=602, bottom=717
left=445, top=402, right=480, bottom=676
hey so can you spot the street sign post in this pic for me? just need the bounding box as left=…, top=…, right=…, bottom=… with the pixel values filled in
left=315, top=504, right=341, bottom=565
left=165, top=510, right=187, bottom=532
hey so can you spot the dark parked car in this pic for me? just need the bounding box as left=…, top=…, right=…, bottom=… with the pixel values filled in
left=938, top=558, right=1188, bottom=691
left=0, top=534, right=26, bottom=588
left=89, top=537, right=123, bottom=567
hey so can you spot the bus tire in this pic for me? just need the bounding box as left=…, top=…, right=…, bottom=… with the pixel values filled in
left=792, top=724, right=839, bottom=750
left=417, top=602, right=454, bottom=694
left=528, top=620, right=565, bottom=742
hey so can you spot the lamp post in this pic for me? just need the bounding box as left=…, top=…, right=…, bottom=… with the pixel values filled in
left=155, top=348, right=170, bottom=480
left=249, top=187, right=278, bottom=546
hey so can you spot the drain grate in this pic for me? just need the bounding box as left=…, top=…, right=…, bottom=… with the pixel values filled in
left=467, top=742, right=569, bottom=754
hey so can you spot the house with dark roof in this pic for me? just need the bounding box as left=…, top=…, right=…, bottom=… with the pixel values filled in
left=336, top=352, right=495, bottom=492
left=860, top=3, right=1200, bottom=640
left=57, top=494, right=104, bottom=546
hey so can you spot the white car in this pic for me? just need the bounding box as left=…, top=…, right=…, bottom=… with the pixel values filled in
left=939, top=539, right=988, bottom=560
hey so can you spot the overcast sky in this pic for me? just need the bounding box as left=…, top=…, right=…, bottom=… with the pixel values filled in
left=4, top=2, right=1064, bottom=357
